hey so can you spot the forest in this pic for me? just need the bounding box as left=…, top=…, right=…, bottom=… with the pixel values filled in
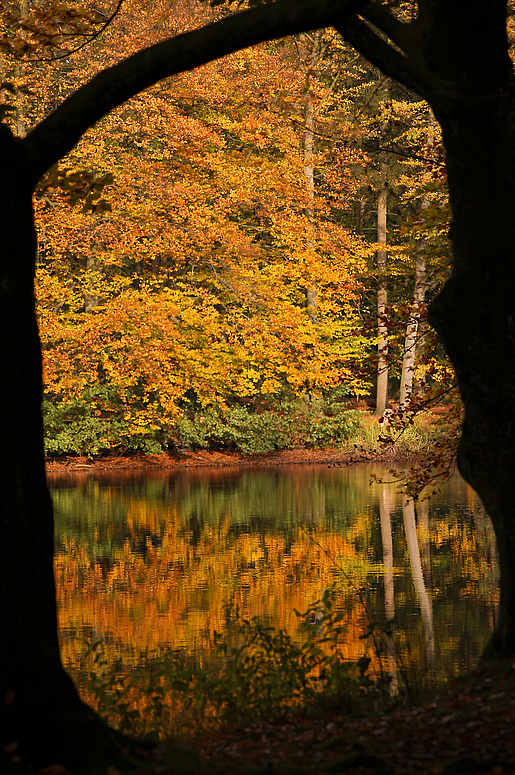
left=3, top=0, right=454, bottom=458
left=3, top=1, right=515, bottom=773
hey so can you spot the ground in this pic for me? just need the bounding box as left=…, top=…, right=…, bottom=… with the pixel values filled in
left=46, top=449, right=397, bottom=476
left=45, top=447, right=368, bottom=474
left=139, top=662, right=515, bottom=775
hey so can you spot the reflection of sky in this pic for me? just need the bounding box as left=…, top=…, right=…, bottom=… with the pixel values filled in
left=51, top=463, right=499, bottom=690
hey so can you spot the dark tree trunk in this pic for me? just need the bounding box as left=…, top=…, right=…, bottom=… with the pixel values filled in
left=429, top=88, right=515, bottom=658
left=335, top=0, right=515, bottom=662
left=0, top=126, right=124, bottom=771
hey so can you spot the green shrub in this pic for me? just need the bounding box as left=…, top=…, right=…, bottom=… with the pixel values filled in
left=43, top=389, right=441, bottom=458
left=173, top=409, right=230, bottom=449
left=174, top=405, right=290, bottom=454
left=223, top=406, right=291, bottom=454
left=42, top=392, right=166, bottom=456
left=305, top=406, right=363, bottom=449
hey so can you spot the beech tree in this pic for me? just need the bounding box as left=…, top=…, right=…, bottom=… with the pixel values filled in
left=1, top=0, right=515, bottom=769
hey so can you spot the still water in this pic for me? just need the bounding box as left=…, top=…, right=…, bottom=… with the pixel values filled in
left=50, top=463, right=498, bottom=697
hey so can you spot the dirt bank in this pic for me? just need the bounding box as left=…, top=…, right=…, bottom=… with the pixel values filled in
left=45, top=447, right=385, bottom=475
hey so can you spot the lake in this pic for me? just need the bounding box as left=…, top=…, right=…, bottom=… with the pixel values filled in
left=49, top=462, right=498, bottom=730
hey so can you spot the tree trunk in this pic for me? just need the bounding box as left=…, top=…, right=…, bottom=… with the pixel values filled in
left=402, top=497, right=435, bottom=669
left=14, top=0, right=28, bottom=138
left=428, top=93, right=515, bottom=660
left=0, top=126, right=124, bottom=772
left=399, top=244, right=426, bottom=410
left=374, top=179, right=388, bottom=416
left=85, top=251, right=101, bottom=312
left=301, top=31, right=321, bottom=325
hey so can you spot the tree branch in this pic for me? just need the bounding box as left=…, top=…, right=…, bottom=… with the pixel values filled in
left=360, top=2, right=413, bottom=52
left=20, top=0, right=369, bottom=185
left=335, top=14, right=444, bottom=100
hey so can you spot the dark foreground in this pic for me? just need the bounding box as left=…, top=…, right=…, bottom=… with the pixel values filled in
left=5, top=654, right=514, bottom=774
left=114, top=662, right=515, bottom=775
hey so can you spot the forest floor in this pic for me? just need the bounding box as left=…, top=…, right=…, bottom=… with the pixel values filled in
left=139, top=661, right=515, bottom=775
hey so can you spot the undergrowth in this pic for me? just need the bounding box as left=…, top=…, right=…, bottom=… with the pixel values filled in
left=43, top=393, right=442, bottom=458
left=78, top=589, right=397, bottom=742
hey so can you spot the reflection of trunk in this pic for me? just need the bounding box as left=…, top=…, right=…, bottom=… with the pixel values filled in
left=399, top=242, right=427, bottom=410
left=374, top=178, right=388, bottom=416
left=471, top=499, right=499, bottom=637
left=402, top=497, right=435, bottom=668
left=379, top=489, right=398, bottom=695
left=417, top=499, right=431, bottom=587
left=302, top=31, right=321, bottom=325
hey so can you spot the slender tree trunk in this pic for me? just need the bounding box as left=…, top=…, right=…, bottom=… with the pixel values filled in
left=301, top=31, right=321, bottom=325
left=374, top=177, right=388, bottom=416
left=14, top=0, right=28, bottom=139
left=85, top=252, right=100, bottom=312
left=399, top=242, right=427, bottom=410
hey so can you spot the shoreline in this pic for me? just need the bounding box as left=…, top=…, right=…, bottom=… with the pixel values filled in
left=44, top=446, right=401, bottom=475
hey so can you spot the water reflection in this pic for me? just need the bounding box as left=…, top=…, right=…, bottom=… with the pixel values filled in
left=49, top=463, right=499, bottom=690
left=379, top=489, right=398, bottom=694
left=402, top=497, right=435, bottom=668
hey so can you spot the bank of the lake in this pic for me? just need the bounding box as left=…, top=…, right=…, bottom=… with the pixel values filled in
left=43, top=399, right=457, bottom=470
left=45, top=446, right=388, bottom=474
left=45, top=403, right=454, bottom=474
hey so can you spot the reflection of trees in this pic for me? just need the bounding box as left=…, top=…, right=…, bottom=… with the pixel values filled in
left=418, top=499, right=431, bottom=587
left=470, top=498, right=498, bottom=637
left=55, top=525, right=371, bottom=678
left=402, top=497, right=435, bottom=669
left=51, top=465, right=380, bottom=559
left=379, top=489, right=398, bottom=695
left=51, top=465, right=499, bottom=693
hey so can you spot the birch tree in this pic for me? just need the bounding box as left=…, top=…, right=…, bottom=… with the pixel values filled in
left=374, top=166, right=389, bottom=415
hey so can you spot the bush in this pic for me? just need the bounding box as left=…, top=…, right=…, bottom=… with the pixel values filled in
left=43, top=393, right=373, bottom=457
left=43, top=393, right=166, bottom=456
left=174, top=405, right=291, bottom=454
left=223, top=406, right=291, bottom=454
left=304, top=406, right=363, bottom=449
